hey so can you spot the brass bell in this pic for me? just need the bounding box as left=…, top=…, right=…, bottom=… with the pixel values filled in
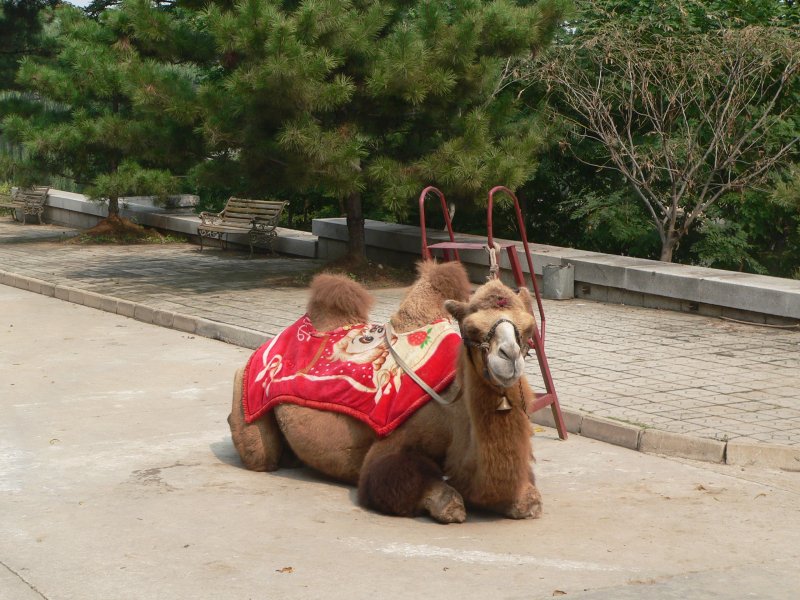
left=496, top=395, right=512, bottom=411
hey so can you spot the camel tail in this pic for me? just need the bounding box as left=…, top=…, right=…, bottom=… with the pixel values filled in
left=307, top=273, right=374, bottom=331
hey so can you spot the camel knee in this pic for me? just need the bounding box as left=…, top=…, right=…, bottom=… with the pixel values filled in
left=228, top=367, right=283, bottom=472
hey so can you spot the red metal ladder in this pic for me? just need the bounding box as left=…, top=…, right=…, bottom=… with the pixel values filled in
left=419, top=185, right=568, bottom=440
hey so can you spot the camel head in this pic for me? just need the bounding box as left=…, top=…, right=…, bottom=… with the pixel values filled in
left=444, top=280, right=536, bottom=391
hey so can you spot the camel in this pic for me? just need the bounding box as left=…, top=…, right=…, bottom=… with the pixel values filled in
left=227, top=260, right=543, bottom=523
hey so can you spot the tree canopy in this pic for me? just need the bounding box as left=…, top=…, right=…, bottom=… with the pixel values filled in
left=2, top=1, right=208, bottom=216
left=1, top=0, right=798, bottom=276
left=524, top=0, right=799, bottom=269
left=194, top=0, right=568, bottom=258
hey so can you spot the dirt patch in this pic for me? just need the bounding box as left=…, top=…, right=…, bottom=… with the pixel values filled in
left=269, top=256, right=417, bottom=289
left=67, top=215, right=186, bottom=245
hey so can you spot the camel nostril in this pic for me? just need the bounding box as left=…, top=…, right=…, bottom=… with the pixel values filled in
left=498, top=345, right=518, bottom=362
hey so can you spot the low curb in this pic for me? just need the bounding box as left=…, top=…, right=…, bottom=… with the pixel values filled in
left=4, top=268, right=799, bottom=472
left=531, top=407, right=800, bottom=471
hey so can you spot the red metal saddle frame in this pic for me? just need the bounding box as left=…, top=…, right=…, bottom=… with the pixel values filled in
left=419, top=185, right=568, bottom=440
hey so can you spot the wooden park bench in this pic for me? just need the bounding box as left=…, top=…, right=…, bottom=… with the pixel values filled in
left=197, top=197, right=288, bottom=256
left=0, top=186, right=49, bottom=224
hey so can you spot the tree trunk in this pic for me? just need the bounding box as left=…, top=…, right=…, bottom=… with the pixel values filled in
left=345, top=190, right=367, bottom=263
left=107, top=195, right=120, bottom=218
left=659, top=237, right=676, bottom=262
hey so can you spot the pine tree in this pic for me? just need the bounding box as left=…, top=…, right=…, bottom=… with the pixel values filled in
left=200, top=0, right=568, bottom=262
left=2, top=1, right=206, bottom=228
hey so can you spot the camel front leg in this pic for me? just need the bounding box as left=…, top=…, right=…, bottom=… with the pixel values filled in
left=358, top=445, right=466, bottom=524
left=502, top=482, right=543, bottom=519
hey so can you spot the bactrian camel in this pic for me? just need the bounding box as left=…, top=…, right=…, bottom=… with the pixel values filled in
left=228, top=261, right=543, bottom=523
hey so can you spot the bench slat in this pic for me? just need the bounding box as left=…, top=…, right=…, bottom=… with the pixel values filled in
left=198, top=196, right=288, bottom=255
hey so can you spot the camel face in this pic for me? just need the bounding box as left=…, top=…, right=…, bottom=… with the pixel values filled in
left=458, top=308, right=535, bottom=388
left=485, top=319, right=527, bottom=387
left=445, top=279, right=537, bottom=389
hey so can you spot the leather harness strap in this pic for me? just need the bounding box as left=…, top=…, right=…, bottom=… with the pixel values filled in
left=383, top=323, right=457, bottom=406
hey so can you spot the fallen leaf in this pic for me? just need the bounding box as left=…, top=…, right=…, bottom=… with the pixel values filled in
left=276, top=567, right=294, bottom=574
left=553, top=591, right=567, bottom=596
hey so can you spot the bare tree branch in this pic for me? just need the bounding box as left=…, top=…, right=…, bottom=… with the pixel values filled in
left=534, top=25, right=799, bottom=261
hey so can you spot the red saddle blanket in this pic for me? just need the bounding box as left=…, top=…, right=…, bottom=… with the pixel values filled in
left=243, top=315, right=461, bottom=436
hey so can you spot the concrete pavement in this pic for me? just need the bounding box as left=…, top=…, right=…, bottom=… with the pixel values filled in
left=2, top=285, right=799, bottom=599
left=1, top=220, right=799, bottom=464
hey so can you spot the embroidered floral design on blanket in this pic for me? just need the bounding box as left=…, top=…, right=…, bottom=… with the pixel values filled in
left=243, top=315, right=461, bottom=436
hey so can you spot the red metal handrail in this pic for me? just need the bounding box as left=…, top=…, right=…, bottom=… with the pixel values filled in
left=488, top=186, right=546, bottom=344
left=419, top=186, right=459, bottom=262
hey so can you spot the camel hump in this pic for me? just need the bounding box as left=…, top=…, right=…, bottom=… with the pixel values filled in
left=307, top=273, right=375, bottom=331
left=415, top=260, right=471, bottom=302
left=391, top=261, right=472, bottom=332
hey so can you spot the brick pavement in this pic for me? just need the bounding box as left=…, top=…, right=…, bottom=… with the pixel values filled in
left=2, top=220, right=799, bottom=448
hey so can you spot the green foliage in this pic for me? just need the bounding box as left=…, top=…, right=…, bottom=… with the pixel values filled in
left=89, top=160, right=175, bottom=201
left=536, top=0, right=800, bottom=268
left=0, top=1, right=59, bottom=90
left=198, top=0, right=569, bottom=234
left=2, top=1, right=208, bottom=213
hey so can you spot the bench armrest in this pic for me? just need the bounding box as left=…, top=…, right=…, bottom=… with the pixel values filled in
left=251, top=217, right=279, bottom=233
left=199, top=211, right=222, bottom=225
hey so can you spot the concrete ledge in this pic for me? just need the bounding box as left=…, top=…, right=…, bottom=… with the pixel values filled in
left=579, top=415, right=641, bottom=450
left=726, top=441, right=800, bottom=471
left=35, top=190, right=800, bottom=322
left=313, top=218, right=800, bottom=322
left=43, top=191, right=318, bottom=258
left=640, top=429, right=726, bottom=463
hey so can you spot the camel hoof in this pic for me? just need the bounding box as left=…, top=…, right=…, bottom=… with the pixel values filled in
left=507, top=485, right=543, bottom=519
left=423, top=486, right=467, bottom=524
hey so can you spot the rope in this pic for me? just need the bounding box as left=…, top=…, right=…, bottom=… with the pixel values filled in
left=485, top=242, right=501, bottom=281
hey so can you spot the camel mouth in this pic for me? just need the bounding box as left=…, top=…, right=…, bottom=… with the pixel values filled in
left=486, top=354, right=525, bottom=388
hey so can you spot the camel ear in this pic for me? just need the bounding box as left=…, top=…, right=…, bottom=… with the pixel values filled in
left=516, top=287, right=535, bottom=316
left=444, top=299, right=469, bottom=322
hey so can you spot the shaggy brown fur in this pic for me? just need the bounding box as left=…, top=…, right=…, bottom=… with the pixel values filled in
left=228, top=260, right=542, bottom=523
left=391, top=260, right=472, bottom=332
left=306, top=272, right=374, bottom=331
left=358, top=450, right=443, bottom=516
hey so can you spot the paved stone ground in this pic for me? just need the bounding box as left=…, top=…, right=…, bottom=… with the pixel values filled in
left=2, top=220, right=799, bottom=447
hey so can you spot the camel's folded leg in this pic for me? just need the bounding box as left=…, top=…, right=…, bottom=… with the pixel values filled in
left=228, top=367, right=284, bottom=471
left=501, top=482, right=543, bottom=519
left=358, top=444, right=466, bottom=524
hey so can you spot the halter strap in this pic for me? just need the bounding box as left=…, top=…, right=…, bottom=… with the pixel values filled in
left=383, top=323, right=458, bottom=406
left=461, top=317, right=528, bottom=355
